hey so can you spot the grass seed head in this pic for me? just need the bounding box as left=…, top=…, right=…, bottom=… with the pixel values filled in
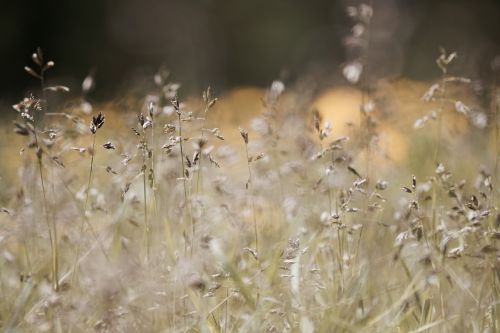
left=239, top=127, right=249, bottom=144
left=91, top=112, right=105, bottom=134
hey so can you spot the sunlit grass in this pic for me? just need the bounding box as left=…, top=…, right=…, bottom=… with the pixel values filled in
left=0, top=28, right=499, bottom=333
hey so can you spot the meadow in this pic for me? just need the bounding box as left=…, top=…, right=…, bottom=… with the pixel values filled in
left=0, top=12, right=499, bottom=333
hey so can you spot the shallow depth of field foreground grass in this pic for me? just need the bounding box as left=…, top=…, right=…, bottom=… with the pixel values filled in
left=0, top=44, right=499, bottom=333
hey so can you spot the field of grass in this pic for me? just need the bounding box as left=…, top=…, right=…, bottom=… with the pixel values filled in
left=0, top=32, right=499, bottom=333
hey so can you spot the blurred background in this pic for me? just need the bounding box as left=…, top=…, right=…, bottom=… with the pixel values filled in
left=1, top=0, right=500, bottom=103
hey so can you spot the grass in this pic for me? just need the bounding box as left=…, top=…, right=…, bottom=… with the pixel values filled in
left=0, top=23, right=499, bottom=333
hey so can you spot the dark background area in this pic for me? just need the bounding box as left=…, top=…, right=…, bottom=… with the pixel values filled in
left=1, top=0, right=500, bottom=103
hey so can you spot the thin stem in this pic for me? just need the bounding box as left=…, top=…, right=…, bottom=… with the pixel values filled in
left=36, top=66, right=59, bottom=291
left=244, top=142, right=260, bottom=304
left=321, top=142, right=332, bottom=214
left=493, top=75, right=499, bottom=208
left=150, top=113, right=159, bottom=217
left=23, top=239, right=32, bottom=274
left=173, top=270, right=177, bottom=331
left=431, top=73, right=447, bottom=243
left=143, top=170, right=150, bottom=263
left=244, top=143, right=258, bottom=253
left=196, top=152, right=204, bottom=195
left=360, top=0, right=373, bottom=181
left=196, top=106, right=209, bottom=195
left=39, top=154, right=58, bottom=290
left=336, top=227, right=344, bottom=294
left=177, top=112, right=194, bottom=259
left=32, top=117, right=58, bottom=291
left=142, top=133, right=150, bottom=265
left=433, top=74, right=447, bottom=165
left=85, top=135, right=96, bottom=214
left=40, top=69, right=48, bottom=115
left=224, top=287, right=229, bottom=333
left=269, top=142, right=286, bottom=225
left=71, top=134, right=111, bottom=283
left=71, top=134, right=96, bottom=283
left=193, top=105, right=209, bottom=259
left=178, top=114, right=188, bottom=201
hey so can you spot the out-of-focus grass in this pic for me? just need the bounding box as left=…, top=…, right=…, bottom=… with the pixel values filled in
left=0, top=64, right=498, bottom=333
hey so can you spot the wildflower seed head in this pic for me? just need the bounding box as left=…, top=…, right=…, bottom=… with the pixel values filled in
left=375, top=180, right=389, bottom=190
left=413, top=116, right=429, bottom=129
left=35, top=47, right=43, bottom=62
left=143, top=120, right=152, bottom=130
left=32, top=52, right=42, bottom=66
left=44, top=85, right=70, bottom=92
left=209, top=127, right=225, bottom=140
left=455, top=101, right=470, bottom=114
left=422, top=83, right=440, bottom=102
left=202, top=86, right=218, bottom=111
left=436, top=48, right=457, bottom=74
left=343, top=61, right=363, bottom=84
left=148, top=101, right=155, bottom=118
left=171, top=95, right=180, bottom=114
left=239, top=127, right=249, bottom=144
left=90, top=112, right=105, bottom=134
left=164, top=123, right=176, bottom=134
left=13, top=95, right=41, bottom=122
left=138, top=113, right=145, bottom=127
left=103, top=141, right=115, bottom=150
left=203, top=86, right=211, bottom=103
left=470, top=111, right=488, bottom=129
left=36, top=147, right=43, bottom=159
left=193, top=151, right=200, bottom=165
left=267, top=80, right=285, bottom=103
left=82, top=74, right=94, bottom=93
left=24, top=66, right=41, bottom=79
left=138, top=112, right=152, bottom=129
left=44, top=61, right=55, bottom=71
left=312, top=110, right=321, bottom=133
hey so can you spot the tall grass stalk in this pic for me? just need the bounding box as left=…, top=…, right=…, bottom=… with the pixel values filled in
left=142, top=137, right=150, bottom=265
left=33, top=127, right=58, bottom=290
left=263, top=82, right=287, bottom=225
left=193, top=87, right=217, bottom=253
left=196, top=87, right=217, bottom=195
left=492, top=74, right=499, bottom=208
left=345, top=2, right=374, bottom=181
left=71, top=113, right=109, bottom=283
left=71, top=133, right=96, bottom=283
left=171, top=95, right=192, bottom=323
left=363, top=1, right=374, bottom=182
left=431, top=50, right=453, bottom=243
left=39, top=64, right=61, bottom=292
left=136, top=112, right=153, bottom=264
left=148, top=102, right=159, bottom=221
left=239, top=127, right=261, bottom=303
left=240, top=129, right=258, bottom=254
left=172, top=95, right=193, bottom=256
left=24, top=48, right=60, bottom=290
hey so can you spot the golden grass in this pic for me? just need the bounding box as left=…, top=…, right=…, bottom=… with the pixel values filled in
left=0, top=61, right=498, bottom=333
